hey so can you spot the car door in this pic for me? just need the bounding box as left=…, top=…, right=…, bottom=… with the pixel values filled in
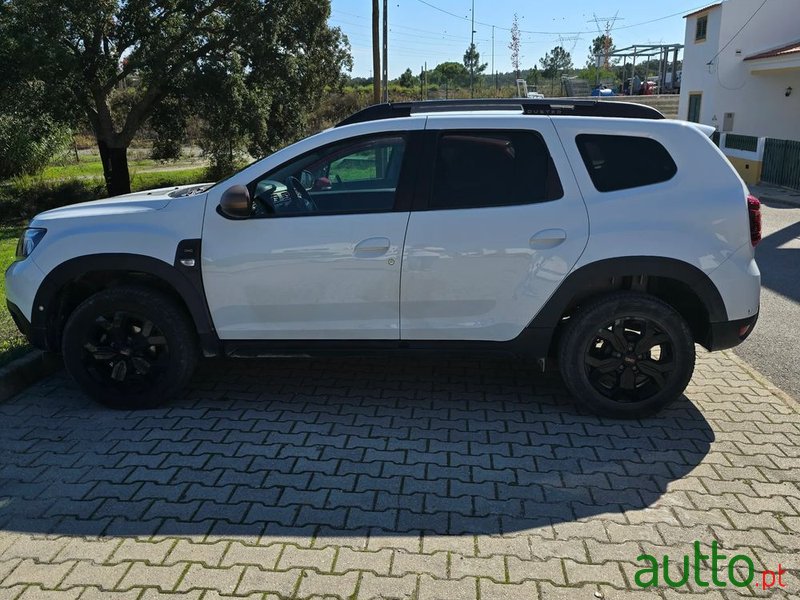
left=202, top=128, right=423, bottom=340
left=400, top=115, right=590, bottom=341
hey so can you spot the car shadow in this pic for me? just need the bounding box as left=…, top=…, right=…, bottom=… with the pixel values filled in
left=0, top=356, right=713, bottom=537
left=756, top=202, right=800, bottom=303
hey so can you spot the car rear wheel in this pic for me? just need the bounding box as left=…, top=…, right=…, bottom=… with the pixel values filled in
left=558, top=292, right=695, bottom=418
left=61, top=285, right=198, bottom=409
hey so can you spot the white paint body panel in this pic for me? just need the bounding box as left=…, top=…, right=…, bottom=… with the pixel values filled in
left=5, top=186, right=208, bottom=321
left=201, top=117, right=426, bottom=339
left=551, top=116, right=759, bottom=321
left=400, top=115, right=590, bottom=341
left=201, top=212, right=409, bottom=339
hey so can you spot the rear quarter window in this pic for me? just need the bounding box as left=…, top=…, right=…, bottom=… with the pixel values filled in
left=576, top=134, right=677, bottom=192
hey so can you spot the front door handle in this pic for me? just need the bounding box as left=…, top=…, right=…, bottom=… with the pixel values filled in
left=529, top=229, right=567, bottom=249
left=354, top=237, right=391, bottom=257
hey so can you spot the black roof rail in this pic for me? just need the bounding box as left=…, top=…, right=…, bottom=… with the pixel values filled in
left=335, top=98, right=664, bottom=127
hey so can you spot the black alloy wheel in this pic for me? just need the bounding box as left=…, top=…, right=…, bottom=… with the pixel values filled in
left=558, top=292, right=695, bottom=418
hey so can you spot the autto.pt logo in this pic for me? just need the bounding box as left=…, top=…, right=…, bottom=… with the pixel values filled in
left=635, top=541, right=789, bottom=590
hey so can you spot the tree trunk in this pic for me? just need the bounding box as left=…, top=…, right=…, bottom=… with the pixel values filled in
left=98, top=140, right=131, bottom=197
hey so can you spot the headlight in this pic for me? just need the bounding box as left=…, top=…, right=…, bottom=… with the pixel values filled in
left=15, top=228, right=46, bottom=260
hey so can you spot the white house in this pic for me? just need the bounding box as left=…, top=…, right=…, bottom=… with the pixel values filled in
left=678, top=0, right=800, bottom=184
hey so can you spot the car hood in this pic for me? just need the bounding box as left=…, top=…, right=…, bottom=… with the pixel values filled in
left=32, top=183, right=214, bottom=222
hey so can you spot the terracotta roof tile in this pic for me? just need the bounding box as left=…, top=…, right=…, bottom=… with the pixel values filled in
left=744, top=40, right=800, bottom=61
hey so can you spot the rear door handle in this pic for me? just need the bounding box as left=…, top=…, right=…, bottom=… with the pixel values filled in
left=354, top=237, right=391, bottom=257
left=529, top=229, right=567, bottom=249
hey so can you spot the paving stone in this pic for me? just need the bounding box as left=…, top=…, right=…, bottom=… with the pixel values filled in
left=235, top=566, right=302, bottom=596
left=176, top=564, right=243, bottom=594
left=277, top=546, right=336, bottom=572
left=418, top=574, right=477, bottom=600
left=0, top=351, right=798, bottom=599
left=333, top=548, right=392, bottom=576
left=117, top=562, right=186, bottom=592
left=60, top=561, right=129, bottom=589
left=356, top=572, right=417, bottom=600
left=110, top=539, right=174, bottom=565
left=296, top=570, right=360, bottom=598
left=3, top=559, right=75, bottom=588
left=390, top=551, right=448, bottom=579
left=479, top=579, right=540, bottom=600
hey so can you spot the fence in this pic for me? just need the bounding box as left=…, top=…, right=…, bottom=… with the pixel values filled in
left=724, top=133, right=759, bottom=153
left=762, top=138, right=800, bottom=190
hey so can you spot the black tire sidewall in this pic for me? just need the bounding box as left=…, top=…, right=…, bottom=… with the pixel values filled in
left=61, top=286, right=198, bottom=409
left=559, top=293, right=695, bottom=418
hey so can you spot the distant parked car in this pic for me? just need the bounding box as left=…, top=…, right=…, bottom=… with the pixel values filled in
left=591, top=84, right=616, bottom=97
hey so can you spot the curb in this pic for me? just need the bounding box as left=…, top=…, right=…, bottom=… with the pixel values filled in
left=723, top=349, right=800, bottom=412
left=0, top=351, right=63, bottom=403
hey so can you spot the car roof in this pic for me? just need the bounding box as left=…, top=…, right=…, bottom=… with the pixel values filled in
left=336, top=99, right=664, bottom=127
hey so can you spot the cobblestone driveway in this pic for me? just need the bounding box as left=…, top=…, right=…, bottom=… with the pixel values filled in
left=0, top=350, right=798, bottom=599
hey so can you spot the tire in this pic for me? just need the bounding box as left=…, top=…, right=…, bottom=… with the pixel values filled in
left=557, top=292, right=695, bottom=419
left=61, top=285, right=199, bottom=409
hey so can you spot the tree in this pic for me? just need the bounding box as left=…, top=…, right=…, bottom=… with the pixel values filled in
left=463, top=43, right=488, bottom=80
left=539, top=46, right=573, bottom=79
left=0, top=1, right=351, bottom=196
left=588, top=34, right=616, bottom=68
left=398, top=68, right=417, bottom=89
left=430, top=62, right=469, bottom=88
left=509, top=13, right=522, bottom=79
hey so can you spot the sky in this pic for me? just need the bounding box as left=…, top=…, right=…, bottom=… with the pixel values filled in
left=329, top=0, right=712, bottom=78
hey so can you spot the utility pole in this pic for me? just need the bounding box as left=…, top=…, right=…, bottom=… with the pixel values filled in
left=469, top=0, right=475, bottom=98
left=372, top=0, right=380, bottom=104
left=492, top=25, right=495, bottom=94
left=382, top=0, right=388, bottom=103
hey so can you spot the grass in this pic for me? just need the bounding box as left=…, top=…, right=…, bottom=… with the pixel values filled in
left=42, top=157, right=162, bottom=180
left=0, top=226, right=30, bottom=366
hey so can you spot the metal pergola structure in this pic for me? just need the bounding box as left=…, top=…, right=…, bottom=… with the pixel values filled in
left=599, top=43, right=684, bottom=93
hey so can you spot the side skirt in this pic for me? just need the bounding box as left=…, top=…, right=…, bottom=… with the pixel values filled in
left=222, top=327, right=553, bottom=366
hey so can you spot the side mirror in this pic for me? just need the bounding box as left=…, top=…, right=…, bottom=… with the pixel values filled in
left=219, top=185, right=252, bottom=219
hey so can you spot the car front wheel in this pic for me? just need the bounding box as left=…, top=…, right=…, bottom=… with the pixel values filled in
left=558, top=292, right=695, bottom=418
left=61, top=285, right=198, bottom=409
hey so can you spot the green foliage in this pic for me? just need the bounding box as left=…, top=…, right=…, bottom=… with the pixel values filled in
left=0, top=226, right=30, bottom=366
left=0, top=168, right=207, bottom=224
left=0, top=79, right=72, bottom=179
left=588, top=35, right=617, bottom=68
left=397, top=68, right=417, bottom=89
left=539, top=46, right=574, bottom=79
left=463, top=43, right=488, bottom=78
left=0, top=0, right=352, bottom=194
left=429, top=62, right=470, bottom=88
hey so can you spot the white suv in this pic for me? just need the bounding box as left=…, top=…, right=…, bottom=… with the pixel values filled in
left=5, top=99, right=762, bottom=417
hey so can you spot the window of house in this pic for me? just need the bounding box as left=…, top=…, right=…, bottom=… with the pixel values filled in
left=687, top=93, right=702, bottom=123
left=695, top=15, right=708, bottom=42
left=575, top=134, right=678, bottom=193
left=430, top=131, right=562, bottom=210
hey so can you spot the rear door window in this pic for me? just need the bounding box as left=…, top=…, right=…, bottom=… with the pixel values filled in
left=430, top=130, right=562, bottom=209
left=576, top=134, right=677, bottom=192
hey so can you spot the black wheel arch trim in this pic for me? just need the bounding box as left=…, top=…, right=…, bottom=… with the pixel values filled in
left=31, top=248, right=221, bottom=356
left=526, top=256, right=729, bottom=351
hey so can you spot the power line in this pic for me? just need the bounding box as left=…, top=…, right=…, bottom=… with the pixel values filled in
left=412, top=0, right=716, bottom=36
left=706, top=0, right=770, bottom=65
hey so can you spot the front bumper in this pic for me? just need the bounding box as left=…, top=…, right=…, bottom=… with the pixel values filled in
left=6, top=301, right=48, bottom=350
left=707, top=312, right=759, bottom=351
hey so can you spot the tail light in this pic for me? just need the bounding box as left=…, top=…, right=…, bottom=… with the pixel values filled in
left=747, top=194, right=761, bottom=247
